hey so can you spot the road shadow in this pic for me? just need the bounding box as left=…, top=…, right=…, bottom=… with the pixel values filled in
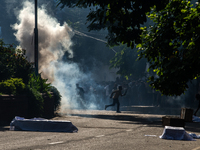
left=68, top=113, right=200, bottom=133
left=67, top=113, right=163, bottom=128
left=185, top=122, right=200, bottom=133
left=120, top=105, right=183, bottom=115
left=63, top=105, right=200, bottom=134
left=0, top=123, right=10, bottom=131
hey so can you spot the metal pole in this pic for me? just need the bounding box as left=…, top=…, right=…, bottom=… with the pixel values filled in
left=34, top=0, right=38, bottom=76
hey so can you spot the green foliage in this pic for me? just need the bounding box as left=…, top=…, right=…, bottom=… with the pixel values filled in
left=0, top=39, right=34, bottom=83
left=25, top=86, right=44, bottom=118
left=14, top=49, right=34, bottom=84
left=0, top=39, right=61, bottom=117
left=57, top=0, right=169, bottom=47
left=56, top=0, right=171, bottom=91
left=26, top=73, right=55, bottom=117
left=110, top=44, right=147, bottom=80
left=0, top=78, right=25, bottom=95
left=28, top=73, right=52, bottom=96
left=138, top=0, right=200, bottom=96
left=0, top=40, right=17, bottom=81
left=13, top=78, right=26, bottom=94
left=50, top=86, right=62, bottom=111
left=57, top=0, right=200, bottom=96
left=0, top=79, right=16, bottom=95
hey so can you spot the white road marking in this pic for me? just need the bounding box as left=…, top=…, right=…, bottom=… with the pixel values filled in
left=126, top=129, right=132, bottom=132
left=95, top=135, right=105, bottom=138
left=144, top=135, right=157, bottom=137
left=49, top=141, right=64, bottom=145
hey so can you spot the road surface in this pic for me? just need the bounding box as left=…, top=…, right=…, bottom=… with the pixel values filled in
left=0, top=106, right=200, bottom=150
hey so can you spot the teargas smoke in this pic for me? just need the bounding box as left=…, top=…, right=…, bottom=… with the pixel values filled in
left=12, top=1, right=104, bottom=113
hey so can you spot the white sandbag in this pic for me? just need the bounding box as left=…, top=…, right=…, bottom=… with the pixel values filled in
left=10, top=116, right=78, bottom=133
left=159, top=126, right=194, bottom=141
left=189, top=133, right=200, bottom=139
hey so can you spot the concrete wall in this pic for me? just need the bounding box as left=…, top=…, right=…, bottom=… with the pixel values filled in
left=0, top=94, right=54, bottom=122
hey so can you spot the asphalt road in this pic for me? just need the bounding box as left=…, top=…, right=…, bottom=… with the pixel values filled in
left=1, top=106, right=200, bottom=150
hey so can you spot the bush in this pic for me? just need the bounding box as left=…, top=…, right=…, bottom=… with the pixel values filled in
left=0, top=39, right=34, bottom=83
left=50, top=86, right=62, bottom=111
left=26, top=73, right=62, bottom=117
left=0, top=39, right=62, bottom=118
left=0, top=78, right=25, bottom=95
left=28, top=73, right=51, bottom=96
left=0, top=40, right=16, bottom=81
left=25, top=86, right=44, bottom=118
left=13, top=78, right=26, bottom=94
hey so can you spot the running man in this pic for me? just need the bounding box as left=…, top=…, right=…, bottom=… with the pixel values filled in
left=105, top=85, right=127, bottom=113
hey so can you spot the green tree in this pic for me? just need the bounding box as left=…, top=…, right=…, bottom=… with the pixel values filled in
left=56, top=0, right=168, bottom=47
left=56, top=0, right=168, bottom=78
left=110, top=44, right=147, bottom=80
left=138, top=0, right=200, bottom=96
left=58, top=0, right=200, bottom=96
left=0, top=39, right=34, bottom=83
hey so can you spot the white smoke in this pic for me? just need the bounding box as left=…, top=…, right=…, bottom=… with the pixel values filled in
left=12, top=1, right=74, bottom=80
left=11, top=1, right=101, bottom=112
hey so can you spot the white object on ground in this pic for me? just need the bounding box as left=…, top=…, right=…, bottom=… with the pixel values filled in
left=144, top=135, right=157, bottom=137
left=10, top=116, right=78, bottom=132
left=189, top=133, right=200, bottom=139
left=159, top=126, right=194, bottom=141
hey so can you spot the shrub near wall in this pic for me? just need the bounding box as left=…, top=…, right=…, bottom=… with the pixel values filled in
left=50, top=86, right=62, bottom=111
left=0, top=78, right=25, bottom=95
left=0, top=40, right=61, bottom=120
left=26, top=87, right=44, bottom=118
left=0, top=78, right=61, bottom=121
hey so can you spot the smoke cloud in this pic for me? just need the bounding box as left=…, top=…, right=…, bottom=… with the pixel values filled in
left=12, top=1, right=74, bottom=80
left=12, top=0, right=103, bottom=113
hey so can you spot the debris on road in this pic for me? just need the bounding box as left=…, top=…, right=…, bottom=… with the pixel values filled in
left=159, top=126, right=194, bottom=141
left=10, top=116, right=78, bottom=133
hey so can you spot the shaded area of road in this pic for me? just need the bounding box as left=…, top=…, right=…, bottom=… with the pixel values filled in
left=60, top=105, right=200, bottom=134
left=120, top=105, right=181, bottom=115
left=1, top=105, right=200, bottom=134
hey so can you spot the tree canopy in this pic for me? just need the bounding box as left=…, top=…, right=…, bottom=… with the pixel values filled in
left=57, top=0, right=200, bottom=96
left=138, top=0, right=200, bottom=96
left=56, top=0, right=168, bottom=47
left=110, top=45, right=147, bottom=80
